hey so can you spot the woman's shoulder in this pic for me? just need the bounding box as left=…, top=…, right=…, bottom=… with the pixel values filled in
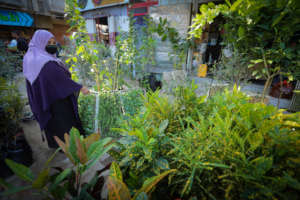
left=41, top=60, right=70, bottom=78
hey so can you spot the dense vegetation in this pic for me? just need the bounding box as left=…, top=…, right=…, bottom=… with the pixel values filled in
left=114, top=84, right=300, bottom=199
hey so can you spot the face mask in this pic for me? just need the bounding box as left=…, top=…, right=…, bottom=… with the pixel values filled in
left=45, top=45, right=57, bottom=54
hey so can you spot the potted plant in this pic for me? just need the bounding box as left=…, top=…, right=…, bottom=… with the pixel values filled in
left=0, top=77, right=32, bottom=178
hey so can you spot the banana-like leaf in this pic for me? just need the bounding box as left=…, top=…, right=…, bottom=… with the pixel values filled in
left=32, top=168, right=50, bottom=189
left=133, top=169, right=176, bottom=199
left=5, top=159, right=34, bottom=182
left=109, top=162, right=123, bottom=181
left=107, top=177, right=131, bottom=200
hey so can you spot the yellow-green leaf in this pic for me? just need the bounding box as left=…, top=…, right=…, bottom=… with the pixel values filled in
left=32, top=169, right=50, bottom=189
left=133, top=169, right=176, bottom=199
left=107, top=177, right=131, bottom=200
left=109, top=162, right=123, bottom=182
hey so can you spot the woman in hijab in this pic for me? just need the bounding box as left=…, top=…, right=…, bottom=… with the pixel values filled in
left=23, top=30, right=89, bottom=148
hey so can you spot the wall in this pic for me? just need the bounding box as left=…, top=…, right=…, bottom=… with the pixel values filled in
left=149, top=3, right=191, bottom=71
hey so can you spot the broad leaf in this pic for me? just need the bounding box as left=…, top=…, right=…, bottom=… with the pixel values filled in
left=107, top=177, right=131, bottom=200
left=5, top=159, right=34, bottom=182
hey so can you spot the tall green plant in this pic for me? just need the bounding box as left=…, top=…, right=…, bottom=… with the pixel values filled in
left=65, top=0, right=115, bottom=91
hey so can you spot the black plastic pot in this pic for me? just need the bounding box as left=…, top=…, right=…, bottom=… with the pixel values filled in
left=0, top=134, right=33, bottom=179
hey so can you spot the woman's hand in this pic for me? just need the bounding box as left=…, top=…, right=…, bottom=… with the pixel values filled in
left=80, top=86, right=90, bottom=95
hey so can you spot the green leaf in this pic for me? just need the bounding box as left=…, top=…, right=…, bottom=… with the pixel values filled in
left=133, top=169, right=176, bottom=199
left=69, top=128, right=80, bottom=164
left=283, top=172, right=300, bottom=190
left=155, top=157, right=170, bottom=170
left=109, top=162, right=123, bottom=182
left=76, top=45, right=85, bottom=55
left=72, top=57, right=78, bottom=63
left=181, top=167, right=196, bottom=196
left=0, top=178, right=12, bottom=189
left=251, top=59, right=263, bottom=64
left=49, top=168, right=72, bottom=191
left=32, top=169, right=50, bottom=189
left=238, top=26, right=245, bottom=38
left=230, top=0, right=243, bottom=11
left=5, top=159, right=34, bottom=182
left=0, top=185, right=32, bottom=196
left=250, top=156, right=273, bottom=176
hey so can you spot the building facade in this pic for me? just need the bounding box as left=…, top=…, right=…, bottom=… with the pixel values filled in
left=0, top=0, right=69, bottom=44
left=81, top=0, right=223, bottom=73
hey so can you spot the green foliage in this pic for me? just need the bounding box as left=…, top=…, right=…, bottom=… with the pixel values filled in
left=65, top=0, right=118, bottom=90
left=190, top=0, right=300, bottom=100
left=0, top=49, right=22, bottom=80
left=107, top=161, right=176, bottom=200
left=154, top=17, right=192, bottom=69
left=214, top=50, right=251, bottom=87
left=0, top=78, right=24, bottom=146
left=115, top=84, right=300, bottom=199
left=78, top=89, right=143, bottom=137
left=1, top=129, right=116, bottom=199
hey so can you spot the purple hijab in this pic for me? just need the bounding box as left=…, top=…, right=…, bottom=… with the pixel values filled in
left=23, top=30, right=62, bottom=84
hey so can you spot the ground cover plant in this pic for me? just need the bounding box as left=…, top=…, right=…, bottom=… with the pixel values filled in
left=114, top=84, right=300, bottom=200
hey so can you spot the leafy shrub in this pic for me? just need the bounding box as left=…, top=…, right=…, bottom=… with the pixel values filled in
left=0, top=49, right=22, bottom=80
left=0, top=78, right=24, bottom=146
left=115, top=85, right=300, bottom=199
left=78, top=89, right=143, bottom=137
